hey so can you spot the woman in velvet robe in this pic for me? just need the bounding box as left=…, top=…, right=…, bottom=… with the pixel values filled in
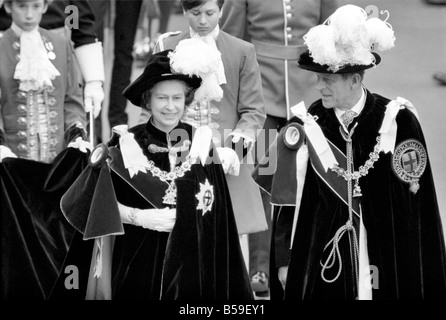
left=61, top=50, right=253, bottom=300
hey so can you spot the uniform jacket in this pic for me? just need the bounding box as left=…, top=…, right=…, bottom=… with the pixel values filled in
left=148, top=29, right=268, bottom=235
left=220, top=0, right=339, bottom=119
left=0, top=28, right=86, bottom=162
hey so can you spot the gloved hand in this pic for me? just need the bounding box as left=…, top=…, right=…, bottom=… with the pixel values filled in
left=0, top=145, right=18, bottom=162
left=117, top=202, right=176, bottom=232
left=216, top=147, right=240, bottom=176
left=84, top=80, right=104, bottom=119
left=67, top=136, right=93, bottom=153
left=137, top=207, right=176, bottom=232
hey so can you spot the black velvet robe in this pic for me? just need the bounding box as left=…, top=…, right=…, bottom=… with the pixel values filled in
left=1, top=148, right=90, bottom=299
left=60, top=120, right=253, bottom=300
left=266, top=91, right=446, bottom=299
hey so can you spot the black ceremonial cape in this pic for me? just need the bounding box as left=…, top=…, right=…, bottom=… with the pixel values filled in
left=264, top=91, right=446, bottom=299
left=1, top=148, right=90, bottom=299
left=61, top=121, right=253, bottom=300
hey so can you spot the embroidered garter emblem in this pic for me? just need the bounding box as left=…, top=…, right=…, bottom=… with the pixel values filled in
left=196, top=179, right=214, bottom=215
left=391, top=139, right=427, bottom=194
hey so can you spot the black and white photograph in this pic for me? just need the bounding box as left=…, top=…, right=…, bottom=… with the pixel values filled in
left=1, top=0, right=445, bottom=315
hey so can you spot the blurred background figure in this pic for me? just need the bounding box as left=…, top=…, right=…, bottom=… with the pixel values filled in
left=133, top=0, right=179, bottom=64
left=424, top=0, right=446, bottom=4
left=423, top=0, right=446, bottom=84
left=220, top=0, right=339, bottom=300
left=106, top=0, right=143, bottom=140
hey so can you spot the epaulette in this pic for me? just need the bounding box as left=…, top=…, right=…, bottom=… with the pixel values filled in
left=156, top=31, right=182, bottom=51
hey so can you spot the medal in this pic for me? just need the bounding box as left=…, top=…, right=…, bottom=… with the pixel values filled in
left=44, top=40, right=56, bottom=60
left=47, top=51, right=56, bottom=60
left=391, top=139, right=427, bottom=194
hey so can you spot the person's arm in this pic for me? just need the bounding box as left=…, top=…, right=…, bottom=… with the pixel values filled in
left=68, top=0, right=100, bottom=48
left=69, top=1, right=105, bottom=119
left=219, top=0, right=248, bottom=40
left=274, top=205, right=296, bottom=289
left=63, top=38, right=89, bottom=148
left=225, top=44, right=266, bottom=160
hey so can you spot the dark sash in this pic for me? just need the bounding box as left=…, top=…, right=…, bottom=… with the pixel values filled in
left=307, top=137, right=361, bottom=218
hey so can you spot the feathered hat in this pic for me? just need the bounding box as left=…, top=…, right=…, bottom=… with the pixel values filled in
left=168, top=37, right=224, bottom=102
left=298, top=4, right=395, bottom=74
left=122, top=50, right=202, bottom=107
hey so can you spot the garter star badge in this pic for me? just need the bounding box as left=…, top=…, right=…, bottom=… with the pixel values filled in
left=391, top=139, right=427, bottom=194
left=196, top=179, right=214, bottom=215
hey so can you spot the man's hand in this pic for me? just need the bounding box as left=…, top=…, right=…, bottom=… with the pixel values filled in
left=84, top=80, right=104, bottom=119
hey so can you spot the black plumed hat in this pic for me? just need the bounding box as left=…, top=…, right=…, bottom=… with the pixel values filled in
left=122, top=50, right=202, bottom=106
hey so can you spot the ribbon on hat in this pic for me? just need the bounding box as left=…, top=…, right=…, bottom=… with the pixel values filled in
left=12, top=24, right=60, bottom=92
left=379, top=97, right=419, bottom=153
left=290, top=102, right=338, bottom=171
left=113, top=125, right=151, bottom=178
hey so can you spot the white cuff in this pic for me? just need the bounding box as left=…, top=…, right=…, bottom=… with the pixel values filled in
left=74, top=42, right=105, bottom=83
left=0, top=145, right=18, bottom=161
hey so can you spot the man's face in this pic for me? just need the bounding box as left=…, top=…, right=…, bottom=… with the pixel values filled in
left=315, top=73, right=355, bottom=110
left=184, top=0, right=222, bottom=36
left=5, top=0, right=48, bottom=32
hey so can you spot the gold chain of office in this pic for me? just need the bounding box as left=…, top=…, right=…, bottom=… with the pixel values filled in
left=147, top=154, right=197, bottom=205
left=330, top=135, right=381, bottom=197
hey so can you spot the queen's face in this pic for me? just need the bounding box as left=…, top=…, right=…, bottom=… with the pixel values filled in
left=5, top=0, right=48, bottom=32
left=150, top=80, right=187, bottom=132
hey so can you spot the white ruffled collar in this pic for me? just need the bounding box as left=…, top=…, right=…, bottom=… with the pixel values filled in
left=12, top=22, right=60, bottom=92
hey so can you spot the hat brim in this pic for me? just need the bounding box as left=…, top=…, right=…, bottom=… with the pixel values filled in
left=297, top=50, right=381, bottom=74
left=123, top=73, right=202, bottom=107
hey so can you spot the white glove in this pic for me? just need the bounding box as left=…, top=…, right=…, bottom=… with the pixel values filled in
left=216, top=147, right=240, bottom=176
left=117, top=202, right=176, bottom=232
left=84, top=81, right=104, bottom=119
left=137, top=207, right=176, bottom=232
left=67, top=137, right=93, bottom=153
left=0, top=145, right=18, bottom=162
